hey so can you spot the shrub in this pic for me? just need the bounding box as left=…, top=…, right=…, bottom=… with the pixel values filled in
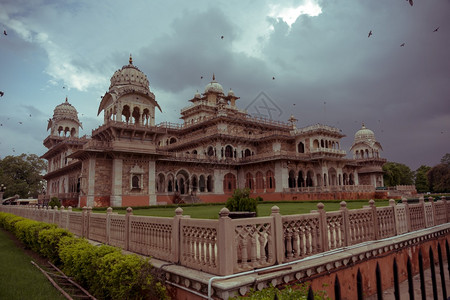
left=38, top=227, right=73, bottom=263
left=226, top=188, right=258, bottom=214
left=48, top=197, right=61, bottom=208
left=231, top=283, right=330, bottom=299
left=14, top=220, right=56, bottom=252
left=0, top=212, right=26, bottom=232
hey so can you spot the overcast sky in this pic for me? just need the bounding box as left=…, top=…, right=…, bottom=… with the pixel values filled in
left=0, top=0, right=449, bottom=171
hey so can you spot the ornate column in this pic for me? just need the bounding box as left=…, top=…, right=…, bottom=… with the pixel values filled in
left=111, top=157, right=123, bottom=207
left=148, top=160, right=156, bottom=205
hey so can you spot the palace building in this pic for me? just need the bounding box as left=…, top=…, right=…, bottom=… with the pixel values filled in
left=40, top=57, right=386, bottom=207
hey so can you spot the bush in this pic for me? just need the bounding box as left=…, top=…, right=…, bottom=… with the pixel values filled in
left=14, top=220, right=56, bottom=252
left=226, top=188, right=258, bottom=214
left=0, top=213, right=169, bottom=299
left=232, top=283, right=330, bottom=299
left=0, top=212, right=26, bottom=233
left=38, top=228, right=73, bottom=263
left=48, top=197, right=61, bottom=208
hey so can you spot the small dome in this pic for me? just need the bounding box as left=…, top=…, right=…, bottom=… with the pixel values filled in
left=355, top=123, right=375, bottom=142
left=194, top=90, right=201, bottom=98
left=109, top=56, right=150, bottom=90
left=53, top=97, right=80, bottom=124
left=204, top=74, right=224, bottom=94
left=228, top=88, right=235, bottom=97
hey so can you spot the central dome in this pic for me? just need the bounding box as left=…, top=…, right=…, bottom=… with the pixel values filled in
left=204, top=74, right=224, bottom=94
left=355, top=123, right=375, bottom=142
left=109, top=55, right=150, bottom=90
left=53, top=97, right=81, bottom=124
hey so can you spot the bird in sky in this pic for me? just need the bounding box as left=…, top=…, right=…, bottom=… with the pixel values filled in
left=400, top=43, right=405, bottom=47
left=433, top=27, right=440, bottom=32
left=200, top=76, right=203, bottom=79
left=18, top=122, right=23, bottom=124
left=407, top=0, right=413, bottom=6
left=221, top=35, right=224, bottom=39
left=3, top=30, right=6, bottom=36
left=272, top=77, right=275, bottom=80
left=0, top=91, right=4, bottom=97
left=368, top=30, right=373, bottom=38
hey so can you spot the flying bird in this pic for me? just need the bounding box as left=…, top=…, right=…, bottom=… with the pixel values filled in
left=368, top=30, right=373, bottom=38
left=407, top=0, right=413, bottom=6
left=272, top=77, right=275, bottom=80
left=220, top=35, right=224, bottom=39
left=200, top=76, right=203, bottom=79
left=433, top=27, right=439, bottom=32
left=18, top=122, right=23, bottom=124
left=0, top=91, right=4, bottom=97
left=3, top=30, right=6, bottom=36
left=400, top=43, right=405, bottom=47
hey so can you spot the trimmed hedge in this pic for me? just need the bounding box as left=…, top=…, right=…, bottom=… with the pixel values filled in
left=0, top=212, right=168, bottom=300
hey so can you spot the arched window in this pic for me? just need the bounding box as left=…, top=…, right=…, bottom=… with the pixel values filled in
left=192, top=150, right=198, bottom=155
left=298, top=142, right=305, bottom=153
left=207, top=175, right=213, bottom=192
left=297, top=171, right=304, bottom=187
left=167, top=174, right=174, bottom=192
left=349, top=174, right=354, bottom=185
left=132, top=175, right=140, bottom=189
left=306, top=170, right=314, bottom=187
left=169, top=137, right=177, bottom=144
left=223, top=173, right=236, bottom=193
left=313, top=139, right=319, bottom=149
left=244, top=149, right=251, bottom=157
left=266, top=170, right=275, bottom=192
left=245, top=173, right=254, bottom=191
left=207, top=146, right=215, bottom=157
left=122, top=105, right=130, bottom=123
left=199, top=175, right=205, bottom=192
left=191, top=175, right=198, bottom=192
left=157, top=174, right=165, bottom=193
left=132, top=107, right=140, bottom=124
left=225, top=145, right=233, bottom=158
left=343, top=173, right=348, bottom=185
left=288, top=170, right=296, bottom=188
left=255, top=172, right=264, bottom=192
left=321, top=140, right=324, bottom=148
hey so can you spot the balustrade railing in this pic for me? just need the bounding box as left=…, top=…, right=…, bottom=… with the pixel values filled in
left=0, top=196, right=447, bottom=276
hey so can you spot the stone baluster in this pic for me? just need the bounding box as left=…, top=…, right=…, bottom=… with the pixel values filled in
left=340, top=201, right=349, bottom=247
left=270, top=205, right=284, bottom=264
left=217, top=207, right=233, bottom=275
left=389, top=199, right=397, bottom=236
left=106, top=207, right=112, bottom=245
left=317, top=202, right=328, bottom=252
left=125, top=207, right=132, bottom=251
left=82, top=206, right=87, bottom=238
left=401, top=198, right=411, bottom=232
left=369, top=200, right=379, bottom=240
left=172, top=207, right=183, bottom=263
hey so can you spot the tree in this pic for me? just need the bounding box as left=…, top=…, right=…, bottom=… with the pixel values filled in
left=441, top=153, right=450, bottom=165
left=0, top=154, right=47, bottom=198
left=382, top=162, right=414, bottom=187
left=415, top=165, right=431, bottom=193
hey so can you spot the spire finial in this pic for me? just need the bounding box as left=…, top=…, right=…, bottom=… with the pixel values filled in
left=65, top=96, right=68, bottom=103
left=212, top=73, right=215, bottom=81
left=129, top=54, right=133, bottom=65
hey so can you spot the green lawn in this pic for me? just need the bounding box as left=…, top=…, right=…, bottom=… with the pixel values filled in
left=101, top=199, right=390, bottom=219
left=0, top=229, right=66, bottom=300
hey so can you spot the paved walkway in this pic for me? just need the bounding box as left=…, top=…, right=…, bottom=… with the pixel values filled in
left=367, top=264, right=450, bottom=300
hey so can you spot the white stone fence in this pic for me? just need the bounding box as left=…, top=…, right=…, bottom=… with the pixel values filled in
left=1, top=197, right=448, bottom=276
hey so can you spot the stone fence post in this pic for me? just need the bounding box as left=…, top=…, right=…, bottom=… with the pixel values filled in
left=401, top=198, right=411, bottom=232
left=106, top=207, right=112, bottom=245
left=442, top=196, right=448, bottom=222
left=125, top=207, right=133, bottom=251
left=389, top=199, right=398, bottom=236
left=82, top=206, right=87, bottom=238
left=172, top=207, right=183, bottom=263
left=429, top=197, right=436, bottom=227
left=270, top=205, right=284, bottom=264
left=369, top=200, right=380, bottom=240
left=217, top=208, right=234, bottom=275
left=60, top=206, right=65, bottom=228
left=67, top=206, right=72, bottom=230
left=317, top=203, right=329, bottom=252
left=340, top=201, right=350, bottom=247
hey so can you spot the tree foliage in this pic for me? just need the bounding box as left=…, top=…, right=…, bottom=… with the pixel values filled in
left=427, top=154, right=450, bottom=193
left=382, top=162, right=414, bottom=187
left=0, top=154, right=47, bottom=198
left=226, top=188, right=258, bottom=214
left=414, top=165, right=431, bottom=193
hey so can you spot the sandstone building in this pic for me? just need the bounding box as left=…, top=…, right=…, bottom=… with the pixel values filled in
left=41, top=57, right=386, bottom=207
